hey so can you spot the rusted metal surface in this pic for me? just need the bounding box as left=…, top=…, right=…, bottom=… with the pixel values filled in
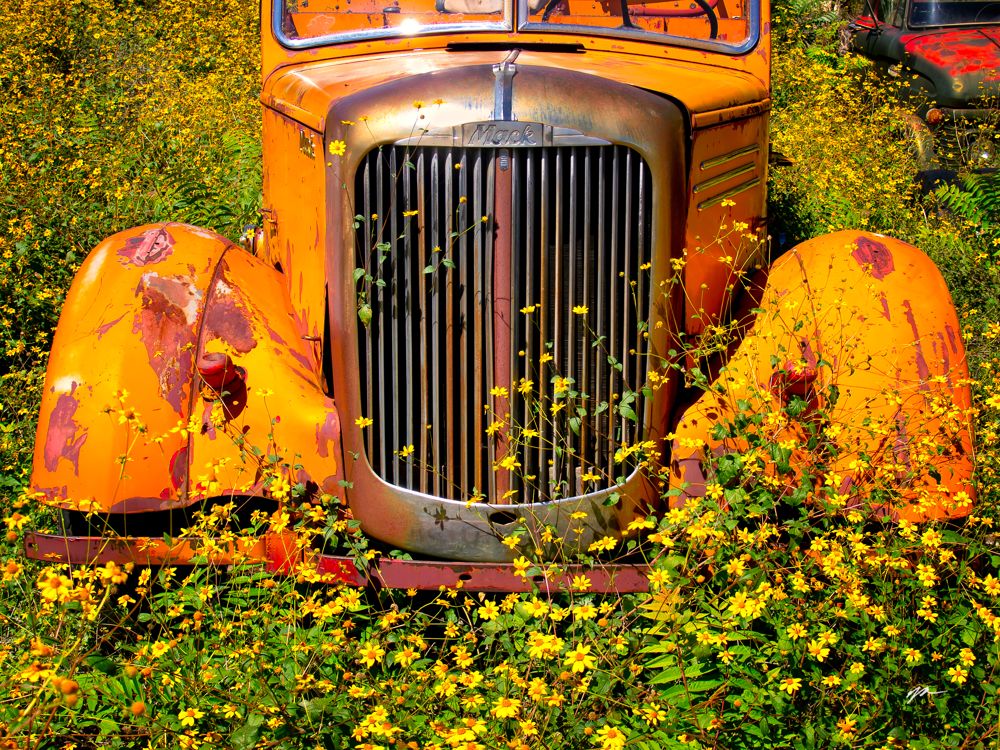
left=25, top=532, right=268, bottom=567
left=685, top=117, right=768, bottom=336
left=30, top=222, right=344, bottom=517
left=853, top=18, right=1000, bottom=108
left=261, top=49, right=771, bottom=137
left=31, top=224, right=226, bottom=514
left=669, top=231, right=975, bottom=522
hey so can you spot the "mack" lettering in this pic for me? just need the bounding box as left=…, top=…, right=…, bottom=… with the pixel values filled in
left=466, top=122, right=539, bottom=147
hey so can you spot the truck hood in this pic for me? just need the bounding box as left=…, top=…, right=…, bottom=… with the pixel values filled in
left=901, top=27, right=1000, bottom=105
left=262, top=48, right=769, bottom=132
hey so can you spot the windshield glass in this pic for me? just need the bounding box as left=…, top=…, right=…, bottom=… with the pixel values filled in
left=908, top=0, right=1000, bottom=26
left=278, top=0, right=510, bottom=43
left=277, top=0, right=755, bottom=49
left=522, top=0, right=754, bottom=48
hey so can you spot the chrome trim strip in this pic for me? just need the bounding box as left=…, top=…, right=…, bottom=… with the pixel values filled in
left=696, top=176, right=761, bottom=209
left=692, top=162, right=756, bottom=194
left=700, top=143, right=760, bottom=170
left=492, top=50, right=520, bottom=121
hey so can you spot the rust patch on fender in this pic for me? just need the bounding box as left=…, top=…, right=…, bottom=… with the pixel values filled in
left=118, top=227, right=176, bottom=267
left=901, top=300, right=931, bottom=388
left=43, top=384, right=87, bottom=475
left=893, top=409, right=913, bottom=472
left=34, top=485, right=69, bottom=503
left=852, top=237, right=895, bottom=280
left=288, top=348, right=314, bottom=374
left=133, top=273, right=201, bottom=413
left=936, top=331, right=952, bottom=375
left=945, top=323, right=959, bottom=354
left=202, top=263, right=257, bottom=354
left=95, top=313, right=127, bottom=339
left=316, top=410, right=340, bottom=459
left=879, top=293, right=891, bottom=322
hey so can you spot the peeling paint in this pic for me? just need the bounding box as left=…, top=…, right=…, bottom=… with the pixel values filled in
left=117, top=227, right=176, bottom=267
left=203, top=264, right=258, bottom=354
left=95, top=313, right=127, bottom=339
left=200, top=401, right=219, bottom=440
left=43, top=385, right=87, bottom=475
left=937, top=331, right=951, bottom=374
left=132, top=273, right=201, bottom=413
left=288, top=348, right=314, bottom=373
left=879, top=293, right=891, bottom=321
left=901, top=29, right=1000, bottom=81
left=852, top=236, right=895, bottom=280
left=893, top=410, right=913, bottom=471
left=945, top=323, right=959, bottom=353
left=316, top=410, right=340, bottom=459
left=34, top=485, right=69, bottom=503
left=901, top=299, right=931, bottom=388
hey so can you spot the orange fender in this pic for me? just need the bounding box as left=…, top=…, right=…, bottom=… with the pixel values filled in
left=669, top=230, right=974, bottom=522
left=31, top=223, right=342, bottom=515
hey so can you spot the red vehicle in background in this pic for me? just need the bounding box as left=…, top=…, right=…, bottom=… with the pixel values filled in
left=851, top=0, right=1000, bottom=169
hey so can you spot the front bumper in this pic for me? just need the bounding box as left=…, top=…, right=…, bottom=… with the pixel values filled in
left=24, top=531, right=651, bottom=593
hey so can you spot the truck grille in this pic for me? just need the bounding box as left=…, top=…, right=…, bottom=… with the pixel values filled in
left=355, top=144, right=652, bottom=503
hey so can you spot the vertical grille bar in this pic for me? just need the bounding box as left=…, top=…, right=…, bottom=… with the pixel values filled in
left=417, top=150, right=429, bottom=493
left=376, top=148, right=391, bottom=480
left=355, top=144, right=652, bottom=503
left=595, top=149, right=608, bottom=477
left=538, top=149, right=551, bottom=498
left=476, top=150, right=491, bottom=500
left=402, top=147, right=416, bottom=490
left=430, top=150, right=444, bottom=496
left=361, top=157, right=376, bottom=473
left=567, top=148, right=579, bottom=487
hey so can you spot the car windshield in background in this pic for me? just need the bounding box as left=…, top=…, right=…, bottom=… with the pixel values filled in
left=277, top=0, right=756, bottom=50
left=909, top=0, right=1000, bottom=26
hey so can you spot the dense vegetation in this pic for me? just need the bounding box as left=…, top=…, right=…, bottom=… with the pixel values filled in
left=1, top=0, right=1000, bottom=747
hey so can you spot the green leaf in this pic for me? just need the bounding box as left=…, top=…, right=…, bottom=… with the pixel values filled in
left=647, top=664, right=683, bottom=681
left=86, top=655, right=117, bottom=675
left=232, top=714, right=265, bottom=750
left=683, top=678, right=724, bottom=694
left=618, top=404, right=638, bottom=422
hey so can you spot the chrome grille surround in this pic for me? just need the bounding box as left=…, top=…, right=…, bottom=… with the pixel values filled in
left=324, top=63, right=685, bottom=561
left=355, top=143, right=653, bottom=505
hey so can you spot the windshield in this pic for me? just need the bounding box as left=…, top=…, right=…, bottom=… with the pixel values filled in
left=908, top=0, right=1000, bottom=26
left=277, top=0, right=756, bottom=50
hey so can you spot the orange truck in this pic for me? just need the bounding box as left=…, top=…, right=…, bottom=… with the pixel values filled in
left=25, top=0, right=974, bottom=590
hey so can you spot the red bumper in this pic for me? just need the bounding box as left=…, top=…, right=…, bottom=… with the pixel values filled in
left=24, top=532, right=651, bottom=593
